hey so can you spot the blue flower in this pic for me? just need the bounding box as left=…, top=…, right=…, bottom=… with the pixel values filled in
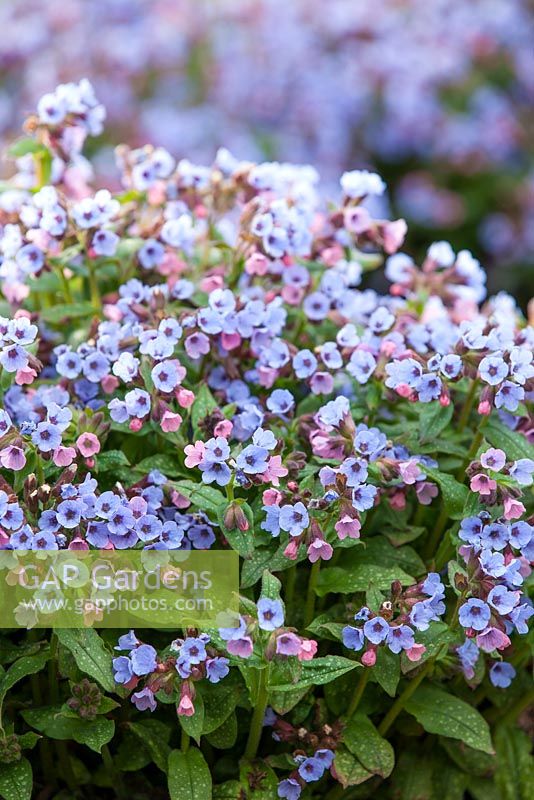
left=293, top=349, right=317, bottom=378
left=56, top=499, right=82, bottom=529
left=386, top=624, right=415, bottom=654
left=261, top=505, right=281, bottom=537
left=277, top=778, right=301, bottom=799
left=236, top=445, right=269, bottom=474
left=363, top=616, right=389, bottom=644
left=488, top=586, right=520, bottom=616
left=457, top=639, right=480, bottom=680
left=351, top=484, right=377, bottom=512
left=179, top=637, right=207, bottom=664
left=347, top=350, right=377, bottom=384
left=416, top=373, right=442, bottom=402
left=0, top=344, right=29, bottom=373
left=340, top=457, right=368, bottom=487
left=458, top=599, right=491, bottom=631
left=31, top=422, right=62, bottom=453
left=252, top=428, right=277, bottom=450
left=204, top=437, right=230, bottom=462
left=206, top=657, right=230, bottom=684
left=199, top=459, right=232, bottom=487
left=115, top=631, right=139, bottom=652
left=257, top=598, right=284, bottom=631
left=267, top=389, right=294, bottom=415
left=298, top=756, right=326, bottom=782
left=495, top=381, right=524, bottom=412
left=138, top=239, right=164, bottom=270
left=135, top=514, right=163, bottom=542
left=113, top=656, right=134, bottom=684
left=479, top=355, right=508, bottom=385
left=125, top=388, right=151, bottom=418
left=279, top=503, right=309, bottom=536
left=489, top=662, right=516, bottom=688
left=130, top=644, right=158, bottom=676
left=92, top=229, right=119, bottom=256
left=151, top=360, right=180, bottom=392
left=510, top=459, right=534, bottom=487
left=342, top=626, right=364, bottom=651
left=480, top=523, right=509, bottom=551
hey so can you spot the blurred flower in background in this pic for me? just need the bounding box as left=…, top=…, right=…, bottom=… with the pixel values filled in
left=0, top=0, right=532, bottom=300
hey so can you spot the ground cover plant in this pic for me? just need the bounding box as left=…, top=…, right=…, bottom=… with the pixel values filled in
left=0, top=81, right=531, bottom=798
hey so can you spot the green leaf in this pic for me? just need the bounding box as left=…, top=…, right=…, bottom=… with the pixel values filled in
left=7, top=138, right=46, bottom=158
left=205, top=712, right=237, bottom=749
left=0, top=758, right=32, bottom=800
left=423, top=467, right=468, bottom=519
left=136, top=454, right=183, bottom=477
left=391, top=750, right=434, bottom=800
left=0, top=648, right=51, bottom=712
left=342, top=714, right=394, bottom=778
left=22, top=707, right=114, bottom=753
left=485, top=420, right=534, bottom=462
left=128, top=720, right=171, bottom=772
left=95, top=450, right=130, bottom=472
left=260, top=570, right=283, bottom=603
left=494, top=724, right=534, bottom=800
left=173, top=481, right=226, bottom=515
left=373, top=646, right=400, bottom=697
left=55, top=629, right=115, bottom=692
left=201, top=684, right=239, bottom=735
left=40, top=302, right=96, bottom=323
left=168, top=748, right=212, bottom=800
left=418, top=402, right=454, bottom=442
left=269, top=656, right=360, bottom=691
left=405, top=684, right=494, bottom=754
left=333, top=746, right=376, bottom=787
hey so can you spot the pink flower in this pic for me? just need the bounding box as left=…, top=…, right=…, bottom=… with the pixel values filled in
left=503, top=497, right=525, bottom=520
left=382, top=218, right=407, bottom=254
left=245, top=253, right=268, bottom=276
left=335, top=515, right=361, bottom=540
left=389, top=490, right=406, bottom=510
left=200, top=275, right=223, bottom=293
left=15, top=367, right=37, bottom=385
left=310, top=431, right=344, bottom=460
left=53, top=446, right=76, bottom=467
left=399, top=459, right=422, bottom=485
left=415, top=481, right=439, bottom=505
left=262, top=488, right=282, bottom=506
left=275, top=632, right=301, bottom=656
left=281, top=285, right=305, bottom=305
left=161, top=411, right=182, bottom=432
left=0, top=446, right=26, bottom=471
left=310, top=372, right=334, bottom=395
left=344, top=206, right=372, bottom=234
left=171, top=490, right=191, bottom=509
left=307, top=538, right=333, bottom=563
left=226, top=637, right=253, bottom=659
left=213, top=419, right=233, bottom=438
left=76, top=433, right=101, bottom=457
left=69, top=536, right=89, bottom=550
left=480, top=448, right=506, bottom=471
left=476, top=627, right=510, bottom=653
left=283, top=539, right=300, bottom=560
left=176, top=388, right=195, bottom=408
left=469, top=473, right=496, bottom=496
left=221, top=332, right=241, bottom=351
left=177, top=684, right=195, bottom=717
left=261, top=455, right=288, bottom=487
left=298, top=639, right=318, bottom=661
left=184, top=441, right=205, bottom=468
left=405, top=644, right=426, bottom=662
left=101, top=375, right=120, bottom=393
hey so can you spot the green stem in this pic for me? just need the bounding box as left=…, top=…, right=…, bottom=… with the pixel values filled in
left=244, top=667, right=269, bottom=760
left=457, top=378, right=479, bottom=432
left=304, top=560, right=321, bottom=628
left=181, top=728, right=190, bottom=753
left=346, top=669, right=370, bottom=719
left=423, top=504, right=449, bottom=563
left=58, top=269, right=74, bottom=304
left=455, top=422, right=487, bottom=482
left=378, top=659, right=434, bottom=736
left=87, top=261, right=101, bottom=311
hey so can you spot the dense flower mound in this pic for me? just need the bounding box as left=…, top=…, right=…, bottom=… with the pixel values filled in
left=0, top=81, right=531, bottom=798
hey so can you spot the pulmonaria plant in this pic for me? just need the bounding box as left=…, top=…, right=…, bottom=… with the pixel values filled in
left=0, top=82, right=531, bottom=800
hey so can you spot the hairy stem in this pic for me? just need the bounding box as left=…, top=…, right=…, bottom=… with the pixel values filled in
left=244, top=667, right=269, bottom=760
left=378, top=659, right=434, bottom=737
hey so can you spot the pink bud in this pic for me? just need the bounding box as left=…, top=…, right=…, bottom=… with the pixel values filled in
left=176, top=388, right=195, bottom=408
left=478, top=400, right=491, bottom=415
left=283, top=539, right=300, bottom=560
left=214, top=419, right=233, bottom=438
left=406, top=644, right=426, bottom=662
left=245, top=252, right=268, bottom=276
left=361, top=649, right=377, bottom=667
left=129, top=418, right=143, bottom=432
left=221, top=332, right=241, bottom=351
